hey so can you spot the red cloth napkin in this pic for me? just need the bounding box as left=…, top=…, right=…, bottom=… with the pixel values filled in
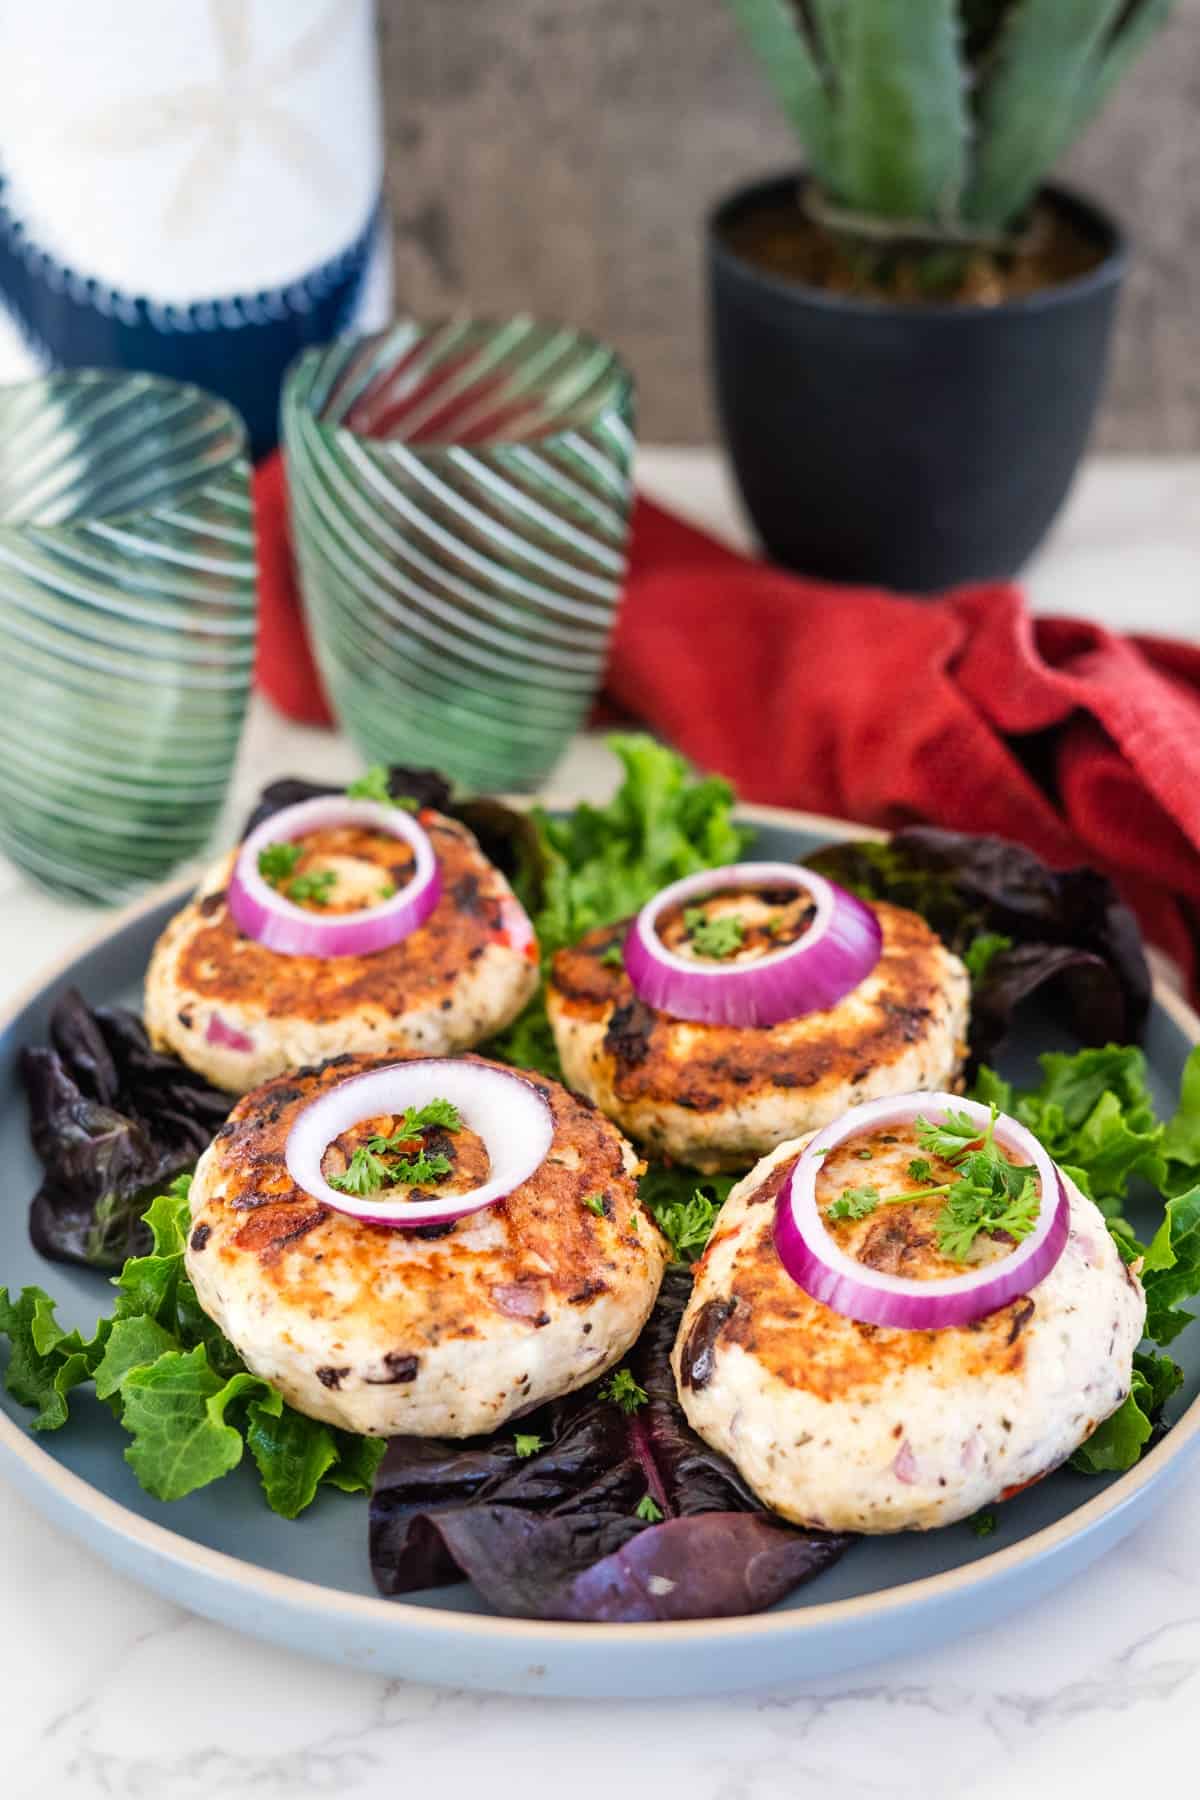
left=253, top=452, right=335, bottom=727
left=252, top=453, right=1200, bottom=991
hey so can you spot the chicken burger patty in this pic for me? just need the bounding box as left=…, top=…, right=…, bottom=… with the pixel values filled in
left=185, top=1053, right=668, bottom=1437
left=672, top=1124, right=1145, bottom=1532
left=546, top=894, right=970, bottom=1172
left=146, top=810, right=539, bottom=1093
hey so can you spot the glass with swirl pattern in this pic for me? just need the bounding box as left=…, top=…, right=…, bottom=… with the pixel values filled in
left=282, top=318, right=636, bottom=793
left=0, top=370, right=256, bottom=901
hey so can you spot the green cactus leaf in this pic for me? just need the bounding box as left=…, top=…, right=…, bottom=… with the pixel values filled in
left=835, top=0, right=970, bottom=223
left=1066, top=0, right=1177, bottom=142
left=808, top=0, right=851, bottom=74
left=960, top=0, right=1022, bottom=60
left=725, top=0, right=837, bottom=187
left=964, top=0, right=1126, bottom=230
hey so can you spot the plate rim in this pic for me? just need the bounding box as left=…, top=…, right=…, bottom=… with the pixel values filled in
left=2, top=801, right=1198, bottom=1650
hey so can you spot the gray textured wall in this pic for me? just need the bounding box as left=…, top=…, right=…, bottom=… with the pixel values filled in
left=380, top=0, right=1200, bottom=450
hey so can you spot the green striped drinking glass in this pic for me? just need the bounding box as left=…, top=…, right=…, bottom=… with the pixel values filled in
left=282, top=318, right=636, bottom=792
left=0, top=371, right=257, bottom=902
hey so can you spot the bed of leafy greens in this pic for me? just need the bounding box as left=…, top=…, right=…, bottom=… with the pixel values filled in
left=370, top=1265, right=854, bottom=1621
left=2, top=735, right=1200, bottom=1618
left=0, top=1174, right=385, bottom=1514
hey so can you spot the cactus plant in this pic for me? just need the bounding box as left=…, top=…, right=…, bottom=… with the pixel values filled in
left=727, top=0, right=1173, bottom=284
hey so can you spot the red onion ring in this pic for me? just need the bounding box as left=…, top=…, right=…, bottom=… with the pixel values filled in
left=205, top=1011, right=255, bottom=1054
left=622, top=862, right=882, bottom=1028
left=285, top=1058, right=555, bottom=1229
left=228, top=796, right=441, bottom=959
left=773, top=1091, right=1069, bottom=1330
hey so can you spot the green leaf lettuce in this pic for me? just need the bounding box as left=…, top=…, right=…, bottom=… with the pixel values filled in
left=0, top=1175, right=384, bottom=1513
left=975, top=1045, right=1200, bottom=1475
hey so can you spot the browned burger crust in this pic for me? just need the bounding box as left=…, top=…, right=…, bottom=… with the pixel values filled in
left=145, top=812, right=539, bottom=1092
left=545, top=901, right=970, bottom=1170
left=671, top=1135, right=1145, bottom=1531
left=184, top=1053, right=669, bottom=1436
left=688, top=1157, right=1040, bottom=1407
left=175, top=816, right=529, bottom=1022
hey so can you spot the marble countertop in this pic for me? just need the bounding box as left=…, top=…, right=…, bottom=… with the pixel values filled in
left=2, top=449, right=1198, bottom=1796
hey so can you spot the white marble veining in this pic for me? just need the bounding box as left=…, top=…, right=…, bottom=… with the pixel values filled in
left=0, top=450, right=1197, bottom=1793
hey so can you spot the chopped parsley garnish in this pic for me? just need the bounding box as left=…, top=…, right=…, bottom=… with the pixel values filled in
left=376, top=1099, right=463, bottom=1140
left=915, top=1108, right=989, bottom=1161
left=582, top=1193, right=607, bottom=1217
left=599, top=1367, right=647, bottom=1413
left=855, top=1148, right=874, bottom=1160
left=378, top=883, right=397, bottom=901
left=288, top=868, right=338, bottom=907
left=650, top=1188, right=720, bottom=1260
left=635, top=1494, right=664, bottom=1523
left=513, top=1432, right=543, bottom=1459
left=822, top=1108, right=1042, bottom=1261
left=826, top=1185, right=881, bottom=1222
left=346, top=766, right=418, bottom=810
left=910, top=1105, right=1041, bottom=1261
left=328, top=1098, right=460, bottom=1197
left=258, top=842, right=303, bottom=885
left=969, top=1509, right=998, bottom=1539
left=378, top=1151, right=453, bottom=1186
left=600, top=942, right=624, bottom=968
left=934, top=1164, right=1039, bottom=1262
left=682, top=906, right=745, bottom=959
left=329, top=1145, right=389, bottom=1197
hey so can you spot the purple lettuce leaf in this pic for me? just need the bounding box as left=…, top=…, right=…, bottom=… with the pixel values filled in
left=808, top=826, right=1149, bottom=1066
left=370, top=1269, right=854, bottom=1622
left=23, top=989, right=229, bottom=1270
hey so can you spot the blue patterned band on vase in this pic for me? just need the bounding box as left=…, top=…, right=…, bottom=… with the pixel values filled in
left=0, top=0, right=390, bottom=457
left=0, top=176, right=387, bottom=458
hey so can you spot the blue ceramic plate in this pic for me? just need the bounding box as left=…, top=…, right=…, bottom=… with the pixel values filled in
left=1, top=806, right=1197, bottom=1698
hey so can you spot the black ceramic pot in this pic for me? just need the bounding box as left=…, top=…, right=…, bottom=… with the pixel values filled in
left=708, top=174, right=1127, bottom=592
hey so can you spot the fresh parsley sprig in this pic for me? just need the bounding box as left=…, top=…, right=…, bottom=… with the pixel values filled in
left=934, top=1169, right=1039, bottom=1263
left=683, top=906, right=745, bottom=959
left=258, top=841, right=338, bottom=908
left=599, top=1368, right=648, bottom=1413
left=823, top=1106, right=1042, bottom=1262
left=915, top=1105, right=1041, bottom=1261
left=648, top=1188, right=722, bottom=1260
left=826, top=1185, right=881, bottom=1221
left=332, top=1144, right=452, bottom=1195
left=328, top=1099, right=462, bottom=1197
left=258, top=842, right=303, bottom=885
left=379, top=1099, right=462, bottom=1139
left=329, top=1146, right=389, bottom=1197
left=915, top=1107, right=993, bottom=1161
left=384, top=1151, right=454, bottom=1186
left=288, top=868, right=338, bottom=907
